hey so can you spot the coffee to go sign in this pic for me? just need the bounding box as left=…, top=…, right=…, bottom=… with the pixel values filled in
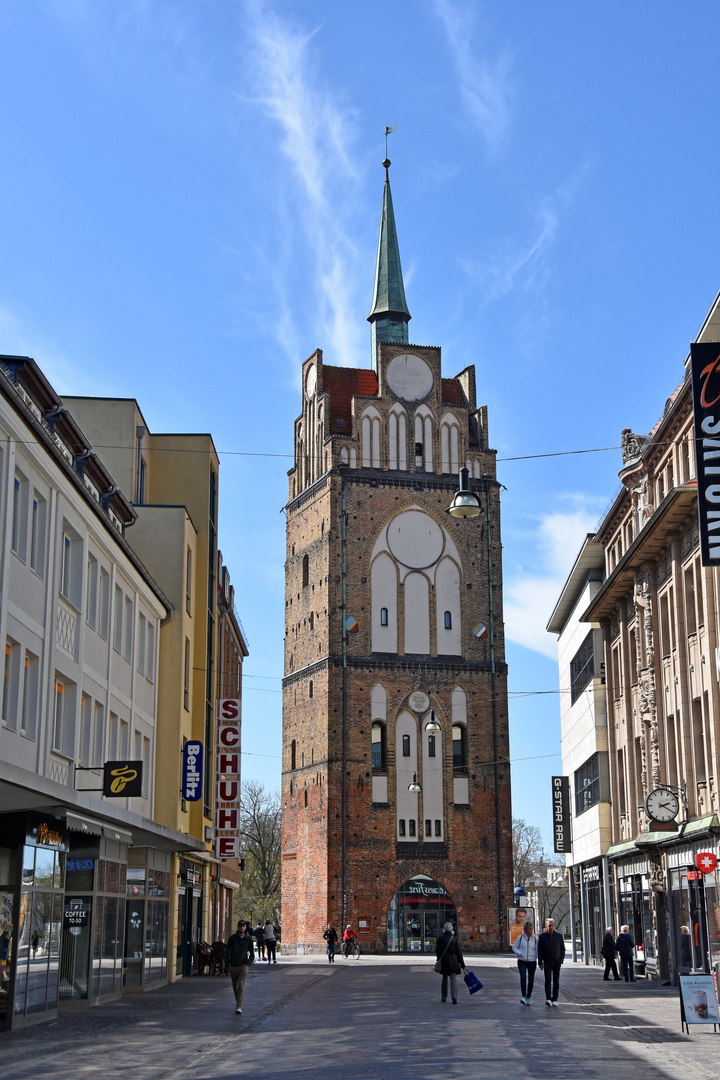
left=216, top=699, right=241, bottom=860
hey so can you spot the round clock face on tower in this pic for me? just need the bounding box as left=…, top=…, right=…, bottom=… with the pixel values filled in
left=645, top=787, right=680, bottom=822
left=386, top=353, right=433, bottom=401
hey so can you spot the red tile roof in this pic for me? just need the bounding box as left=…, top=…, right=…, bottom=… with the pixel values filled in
left=323, top=366, right=378, bottom=432
left=441, top=378, right=464, bottom=406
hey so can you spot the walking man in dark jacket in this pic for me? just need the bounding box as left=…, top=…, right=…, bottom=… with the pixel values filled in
left=537, top=918, right=565, bottom=1006
left=225, top=919, right=255, bottom=1014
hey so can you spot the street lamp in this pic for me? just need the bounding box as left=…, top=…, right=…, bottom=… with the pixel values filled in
left=446, top=467, right=482, bottom=519
left=424, top=710, right=441, bottom=734
left=408, top=773, right=421, bottom=793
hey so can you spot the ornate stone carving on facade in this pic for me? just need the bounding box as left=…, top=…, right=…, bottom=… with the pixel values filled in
left=634, top=571, right=655, bottom=670
left=634, top=473, right=654, bottom=527
left=634, top=568, right=660, bottom=793
left=656, top=552, right=671, bottom=587
left=621, top=428, right=650, bottom=466
left=681, top=520, right=699, bottom=560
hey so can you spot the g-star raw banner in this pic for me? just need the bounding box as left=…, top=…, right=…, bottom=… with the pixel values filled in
left=216, top=699, right=241, bottom=860
left=552, top=776, right=572, bottom=854
left=690, top=342, right=720, bottom=566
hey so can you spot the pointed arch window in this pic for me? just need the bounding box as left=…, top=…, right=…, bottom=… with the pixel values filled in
left=452, top=724, right=467, bottom=773
left=371, top=722, right=386, bottom=770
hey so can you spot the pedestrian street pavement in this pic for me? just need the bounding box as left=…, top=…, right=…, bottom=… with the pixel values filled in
left=2, top=954, right=720, bottom=1080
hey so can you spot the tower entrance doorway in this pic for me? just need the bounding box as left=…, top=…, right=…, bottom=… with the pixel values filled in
left=386, top=875, right=456, bottom=953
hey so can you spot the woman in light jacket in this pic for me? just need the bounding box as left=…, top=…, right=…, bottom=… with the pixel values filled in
left=512, top=919, right=538, bottom=1005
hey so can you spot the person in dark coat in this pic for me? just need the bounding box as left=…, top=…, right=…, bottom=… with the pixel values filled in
left=537, top=918, right=566, bottom=1005
left=253, top=922, right=265, bottom=961
left=601, top=927, right=620, bottom=981
left=225, top=920, right=255, bottom=1014
left=323, top=923, right=338, bottom=963
left=435, top=921, right=465, bottom=1004
left=615, top=925, right=636, bottom=982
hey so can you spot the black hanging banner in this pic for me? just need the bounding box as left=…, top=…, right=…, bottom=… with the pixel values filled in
left=103, top=761, right=143, bottom=798
left=690, top=342, right=720, bottom=566
left=552, top=776, right=572, bottom=854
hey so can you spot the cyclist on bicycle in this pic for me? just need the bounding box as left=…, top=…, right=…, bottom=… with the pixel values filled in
left=342, top=924, right=358, bottom=957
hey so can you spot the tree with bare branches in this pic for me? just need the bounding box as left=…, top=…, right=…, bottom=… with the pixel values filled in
left=234, top=780, right=281, bottom=927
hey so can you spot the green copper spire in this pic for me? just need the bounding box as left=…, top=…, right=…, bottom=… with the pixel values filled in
left=368, top=158, right=411, bottom=370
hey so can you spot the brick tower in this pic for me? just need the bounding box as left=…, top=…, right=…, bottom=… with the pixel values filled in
left=281, top=159, right=512, bottom=954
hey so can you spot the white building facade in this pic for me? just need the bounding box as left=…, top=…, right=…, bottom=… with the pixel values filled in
left=548, top=536, right=611, bottom=963
left=0, top=355, right=194, bottom=1030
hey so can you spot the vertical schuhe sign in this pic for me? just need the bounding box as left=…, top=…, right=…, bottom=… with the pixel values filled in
left=691, top=341, right=720, bottom=566
left=216, top=699, right=241, bottom=859
left=552, top=776, right=571, bottom=854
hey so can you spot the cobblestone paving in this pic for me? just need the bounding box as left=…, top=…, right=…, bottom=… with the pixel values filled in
left=2, top=956, right=720, bottom=1080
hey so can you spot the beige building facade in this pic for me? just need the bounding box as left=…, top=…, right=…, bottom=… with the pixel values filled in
left=567, top=293, right=720, bottom=982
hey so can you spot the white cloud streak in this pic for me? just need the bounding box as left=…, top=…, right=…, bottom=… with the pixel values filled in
left=240, top=1, right=364, bottom=368
left=504, top=498, right=605, bottom=659
left=432, top=0, right=512, bottom=155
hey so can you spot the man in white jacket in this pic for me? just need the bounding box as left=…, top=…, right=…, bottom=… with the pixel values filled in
left=511, top=919, right=538, bottom=1005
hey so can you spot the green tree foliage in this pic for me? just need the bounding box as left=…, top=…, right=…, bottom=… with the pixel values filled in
left=234, top=780, right=281, bottom=927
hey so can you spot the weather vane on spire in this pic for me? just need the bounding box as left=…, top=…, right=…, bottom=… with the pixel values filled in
left=383, top=125, right=396, bottom=177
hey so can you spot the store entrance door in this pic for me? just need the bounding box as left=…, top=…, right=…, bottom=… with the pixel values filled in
left=400, top=910, right=439, bottom=953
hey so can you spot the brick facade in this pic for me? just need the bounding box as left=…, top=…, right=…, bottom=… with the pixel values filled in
left=282, top=341, right=513, bottom=954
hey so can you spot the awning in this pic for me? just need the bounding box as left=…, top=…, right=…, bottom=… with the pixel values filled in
left=66, top=811, right=104, bottom=836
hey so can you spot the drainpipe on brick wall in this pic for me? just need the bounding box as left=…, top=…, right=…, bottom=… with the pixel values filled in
left=341, top=466, right=348, bottom=930
left=484, top=475, right=504, bottom=947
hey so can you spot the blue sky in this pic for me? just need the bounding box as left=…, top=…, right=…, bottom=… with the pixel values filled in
left=2, top=0, right=719, bottom=851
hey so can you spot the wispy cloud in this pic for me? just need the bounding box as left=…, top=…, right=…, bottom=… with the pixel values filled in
left=504, top=496, right=605, bottom=659
left=460, top=161, right=590, bottom=308
left=240, top=1, right=364, bottom=368
left=432, top=0, right=512, bottom=155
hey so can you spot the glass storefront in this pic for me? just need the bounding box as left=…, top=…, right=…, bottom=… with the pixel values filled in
left=670, top=866, right=717, bottom=974
left=386, top=876, right=456, bottom=953
left=618, top=873, right=655, bottom=968
left=15, top=830, right=66, bottom=1020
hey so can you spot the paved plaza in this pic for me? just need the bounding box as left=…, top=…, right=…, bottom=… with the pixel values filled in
left=2, top=955, right=719, bottom=1080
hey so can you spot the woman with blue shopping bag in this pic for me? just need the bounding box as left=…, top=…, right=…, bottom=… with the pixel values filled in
left=435, top=921, right=465, bottom=1004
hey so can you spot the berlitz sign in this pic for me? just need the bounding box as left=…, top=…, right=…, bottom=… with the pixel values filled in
left=552, top=776, right=571, bottom=854
left=691, top=342, right=720, bottom=566
left=182, top=742, right=203, bottom=802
